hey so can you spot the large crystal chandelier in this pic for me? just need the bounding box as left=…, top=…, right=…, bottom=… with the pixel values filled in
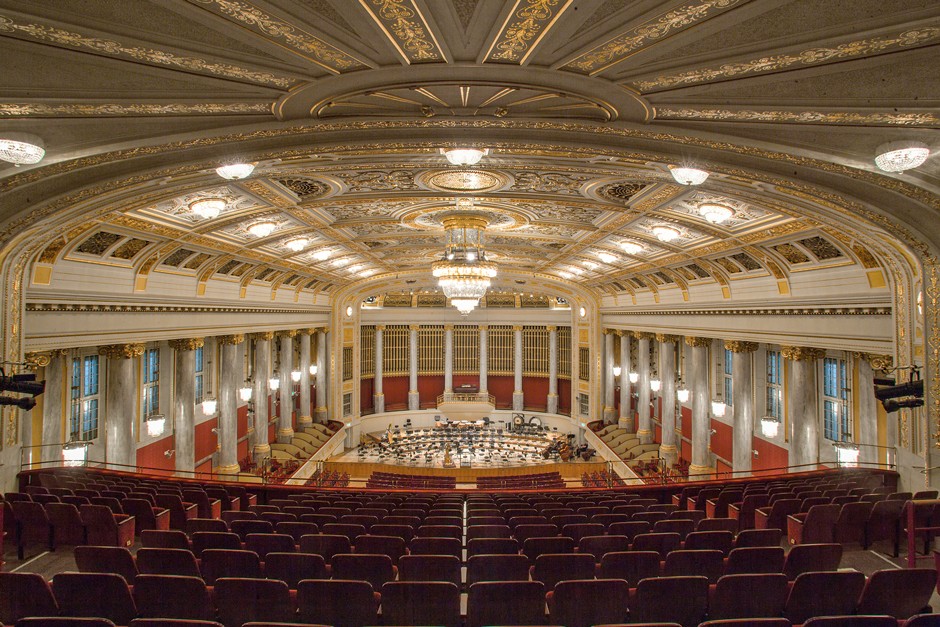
left=432, top=208, right=497, bottom=316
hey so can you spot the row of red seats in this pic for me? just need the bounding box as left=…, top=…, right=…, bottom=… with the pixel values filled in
left=366, top=471, right=457, bottom=489
left=476, top=472, right=565, bottom=489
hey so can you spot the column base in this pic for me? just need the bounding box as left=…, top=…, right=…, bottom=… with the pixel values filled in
left=314, top=406, right=328, bottom=423
left=688, top=463, right=715, bottom=479
left=637, top=428, right=653, bottom=444
left=408, top=391, right=420, bottom=411
left=512, top=392, right=524, bottom=411
left=374, top=393, right=385, bottom=414
left=297, top=415, right=313, bottom=430
left=217, top=463, right=241, bottom=476
left=603, top=406, right=617, bottom=423
left=277, top=427, right=294, bottom=443
left=618, top=415, right=635, bottom=431
left=659, top=444, right=678, bottom=467
left=253, top=443, right=271, bottom=458
left=546, top=393, right=558, bottom=414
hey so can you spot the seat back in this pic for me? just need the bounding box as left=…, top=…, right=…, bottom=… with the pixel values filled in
left=136, top=547, right=201, bottom=577
left=466, top=581, right=546, bottom=627
left=632, top=532, right=681, bottom=557
left=632, top=575, right=709, bottom=627
left=199, top=549, right=263, bottom=584
left=74, top=545, right=139, bottom=584
left=735, top=528, right=783, bottom=547
left=408, top=536, right=461, bottom=557
left=141, top=529, right=190, bottom=550
left=331, top=553, right=395, bottom=591
left=578, top=534, right=631, bottom=562
left=550, top=578, right=630, bottom=627
left=133, top=575, right=214, bottom=621
left=0, top=572, right=59, bottom=625
left=724, top=546, right=785, bottom=575
left=684, top=530, right=734, bottom=554
left=213, top=577, right=292, bottom=627
left=380, top=581, right=461, bottom=627
left=190, top=531, right=240, bottom=557
left=785, top=571, right=867, bottom=624
left=662, top=549, right=724, bottom=583
left=353, top=534, right=406, bottom=564
left=398, top=554, right=461, bottom=587
left=51, top=572, right=137, bottom=625
left=598, top=550, right=661, bottom=586
left=244, top=533, right=295, bottom=559
left=856, top=567, right=937, bottom=619
left=522, top=535, right=575, bottom=561
left=466, top=553, right=530, bottom=585
left=532, top=553, right=596, bottom=589
left=296, top=579, right=378, bottom=627
left=298, top=533, right=351, bottom=564
left=783, top=542, right=843, bottom=580
left=708, top=573, right=789, bottom=620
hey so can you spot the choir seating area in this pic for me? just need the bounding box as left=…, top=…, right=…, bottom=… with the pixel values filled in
left=592, top=425, right=662, bottom=463
left=269, top=423, right=338, bottom=464
left=3, top=467, right=940, bottom=627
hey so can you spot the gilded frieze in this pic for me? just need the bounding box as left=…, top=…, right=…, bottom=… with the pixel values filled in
left=655, top=107, right=940, bottom=127
left=360, top=0, right=444, bottom=63
left=483, top=0, right=572, bottom=64
left=0, top=102, right=273, bottom=117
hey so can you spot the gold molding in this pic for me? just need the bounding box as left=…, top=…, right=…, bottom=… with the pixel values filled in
left=655, top=107, right=940, bottom=127
left=855, top=352, right=893, bottom=371
left=685, top=336, right=711, bottom=348
left=546, top=325, right=556, bottom=332
left=168, top=338, right=205, bottom=351
left=409, top=324, right=420, bottom=331
left=483, top=0, right=573, bottom=65
left=252, top=332, right=275, bottom=341
left=276, top=330, right=298, bottom=338
left=656, top=333, right=682, bottom=344
left=725, top=340, right=759, bottom=353
left=632, top=331, right=654, bottom=341
left=0, top=102, right=274, bottom=117
left=780, top=345, right=826, bottom=361
left=358, top=0, right=444, bottom=64
left=98, top=343, right=145, bottom=359
left=375, top=325, right=386, bottom=331
left=217, top=334, right=245, bottom=345
left=23, top=352, right=51, bottom=370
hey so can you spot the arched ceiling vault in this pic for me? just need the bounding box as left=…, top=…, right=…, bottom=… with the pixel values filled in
left=0, top=0, right=936, bottom=317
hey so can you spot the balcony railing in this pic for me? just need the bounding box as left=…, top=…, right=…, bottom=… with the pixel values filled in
left=437, top=392, right=496, bottom=406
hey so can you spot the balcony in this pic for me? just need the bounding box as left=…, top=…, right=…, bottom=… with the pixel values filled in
left=436, top=392, right=496, bottom=422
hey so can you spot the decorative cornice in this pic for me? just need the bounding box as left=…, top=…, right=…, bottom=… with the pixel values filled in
left=359, top=0, right=444, bottom=64
left=725, top=340, right=759, bottom=353
left=444, top=324, right=455, bottom=331
left=655, top=107, right=940, bottom=127
left=99, top=343, right=145, bottom=359
left=298, top=328, right=321, bottom=335
left=781, top=345, right=826, bottom=361
left=478, top=324, right=488, bottom=331
left=168, top=338, right=205, bottom=351
left=685, top=336, right=711, bottom=348
left=217, top=334, right=244, bottom=345
left=252, top=332, right=275, bottom=342
left=656, top=333, right=682, bottom=344
left=0, top=102, right=274, bottom=117
left=606, top=306, right=891, bottom=316
left=25, top=302, right=325, bottom=315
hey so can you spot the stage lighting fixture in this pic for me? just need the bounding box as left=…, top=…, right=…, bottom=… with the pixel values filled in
left=883, top=397, right=925, bottom=413
left=0, top=396, right=36, bottom=410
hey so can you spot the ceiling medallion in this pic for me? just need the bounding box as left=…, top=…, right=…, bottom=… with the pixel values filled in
left=419, top=169, right=508, bottom=193
left=597, top=182, right=648, bottom=203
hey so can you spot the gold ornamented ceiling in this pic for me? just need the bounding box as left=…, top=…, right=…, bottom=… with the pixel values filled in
left=1, top=0, right=936, bottom=304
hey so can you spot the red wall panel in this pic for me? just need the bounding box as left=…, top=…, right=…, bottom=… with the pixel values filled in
left=487, top=376, right=514, bottom=409
left=453, top=374, right=480, bottom=389
left=680, top=407, right=692, bottom=440
left=237, top=405, right=248, bottom=438
left=522, top=376, right=548, bottom=412
left=267, top=421, right=276, bottom=444
left=752, top=437, right=790, bottom=475
left=237, top=438, right=249, bottom=464
left=418, top=376, right=444, bottom=409
left=681, top=439, right=692, bottom=464
left=194, top=418, right=218, bottom=462
left=558, top=379, right=571, bottom=415
left=382, top=376, right=409, bottom=411
left=710, top=418, right=733, bottom=463
left=310, top=384, right=317, bottom=415
left=716, top=458, right=733, bottom=479
left=614, top=385, right=621, bottom=412
left=655, top=424, right=662, bottom=443
left=195, top=459, right=212, bottom=480
left=136, top=435, right=175, bottom=476
left=360, top=377, right=374, bottom=415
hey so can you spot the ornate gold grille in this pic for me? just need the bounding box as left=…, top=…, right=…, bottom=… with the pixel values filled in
left=418, top=327, right=444, bottom=375
left=523, top=326, right=550, bottom=376
left=487, top=325, right=514, bottom=376
left=579, top=346, right=590, bottom=382
left=360, top=325, right=375, bottom=377
left=342, top=346, right=353, bottom=381
left=454, top=325, right=480, bottom=375
left=558, top=327, right=571, bottom=380
left=383, top=325, right=410, bottom=376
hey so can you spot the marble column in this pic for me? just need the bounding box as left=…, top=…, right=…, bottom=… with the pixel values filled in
left=277, top=331, right=295, bottom=443
left=636, top=332, right=653, bottom=444
left=784, top=345, right=825, bottom=471
left=297, top=329, right=313, bottom=430
left=479, top=325, right=488, bottom=394
left=314, top=330, right=328, bottom=423
left=728, top=340, right=759, bottom=476
left=603, top=330, right=616, bottom=423
left=687, top=336, right=713, bottom=478
left=169, top=338, right=203, bottom=476
left=658, top=335, right=680, bottom=467
left=374, top=325, right=385, bottom=413
left=619, top=331, right=633, bottom=431
left=512, top=325, right=524, bottom=411
left=37, top=350, right=66, bottom=465
left=444, top=325, right=454, bottom=393
left=547, top=326, right=558, bottom=414
left=408, top=324, right=420, bottom=410
left=100, top=344, right=144, bottom=471
left=251, top=332, right=272, bottom=456
left=859, top=353, right=891, bottom=467
left=217, top=334, right=243, bottom=476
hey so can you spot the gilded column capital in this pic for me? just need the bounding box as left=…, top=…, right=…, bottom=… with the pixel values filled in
left=685, top=336, right=711, bottom=348
left=855, top=352, right=893, bottom=371
left=444, top=324, right=454, bottom=332
left=656, top=333, right=682, bottom=344
left=633, top=331, right=655, bottom=341
left=252, top=331, right=274, bottom=342
left=276, top=329, right=298, bottom=338
left=603, top=328, right=614, bottom=335
left=375, top=325, right=386, bottom=332
left=478, top=324, right=488, bottom=331
left=99, top=343, right=145, bottom=359
left=168, top=338, right=204, bottom=351
left=217, top=334, right=244, bottom=345
left=24, top=352, right=51, bottom=370
left=781, top=345, right=826, bottom=361
left=298, top=328, right=318, bottom=336
left=512, top=325, right=523, bottom=332
left=409, top=324, right=420, bottom=331
left=546, top=325, right=557, bottom=332
left=725, top=340, right=759, bottom=353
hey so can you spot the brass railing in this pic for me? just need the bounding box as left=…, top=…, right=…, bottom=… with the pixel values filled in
left=436, top=392, right=496, bottom=405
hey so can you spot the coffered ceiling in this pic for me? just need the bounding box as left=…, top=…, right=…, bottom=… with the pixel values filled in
left=1, top=0, right=937, bottom=308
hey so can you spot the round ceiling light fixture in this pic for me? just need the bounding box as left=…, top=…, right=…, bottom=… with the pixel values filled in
left=441, top=147, right=488, bottom=166
left=653, top=225, right=681, bottom=242
left=621, top=241, right=643, bottom=255
left=360, top=268, right=375, bottom=277
left=670, top=166, right=709, bottom=185
left=699, top=203, right=734, bottom=224
left=451, top=298, right=478, bottom=316
left=189, top=197, right=226, bottom=220
left=247, top=221, right=276, bottom=238
left=285, top=237, right=308, bottom=252
left=598, top=251, right=617, bottom=264
left=216, top=163, right=255, bottom=180
left=874, top=140, right=930, bottom=172
left=0, top=132, right=45, bottom=166
left=558, top=270, right=572, bottom=279
left=313, top=249, right=331, bottom=261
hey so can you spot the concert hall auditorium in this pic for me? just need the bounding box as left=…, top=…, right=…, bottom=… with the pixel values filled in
left=0, top=1, right=938, bottom=626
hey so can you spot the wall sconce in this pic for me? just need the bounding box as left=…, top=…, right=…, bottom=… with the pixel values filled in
left=291, top=369, right=301, bottom=383
left=201, top=397, right=217, bottom=416
left=628, top=371, right=639, bottom=384
left=752, top=449, right=759, bottom=458
left=211, top=427, right=221, bottom=435
left=268, top=376, right=280, bottom=391
left=164, top=449, right=175, bottom=458
left=711, top=398, right=727, bottom=417
left=144, top=413, right=166, bottom=438
left=239, top=384, right=253, bottom=402
left=676, top=386, right=690, bottom=403
left=709, top=428, right=717, bottom=435
left=760, top=415, right=780, bottom=438
left=833, top=441, right=860, bottom=467
left=62, top=440, right=88, bottom=467
left=612, top=365, right=622, bottom=377
left=309, top=364, right=318, bottom=376
left=650, top=378, right=662, bottom=393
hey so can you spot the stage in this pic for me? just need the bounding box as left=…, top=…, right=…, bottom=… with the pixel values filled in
left=322, top=458, right=606, bottom=485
